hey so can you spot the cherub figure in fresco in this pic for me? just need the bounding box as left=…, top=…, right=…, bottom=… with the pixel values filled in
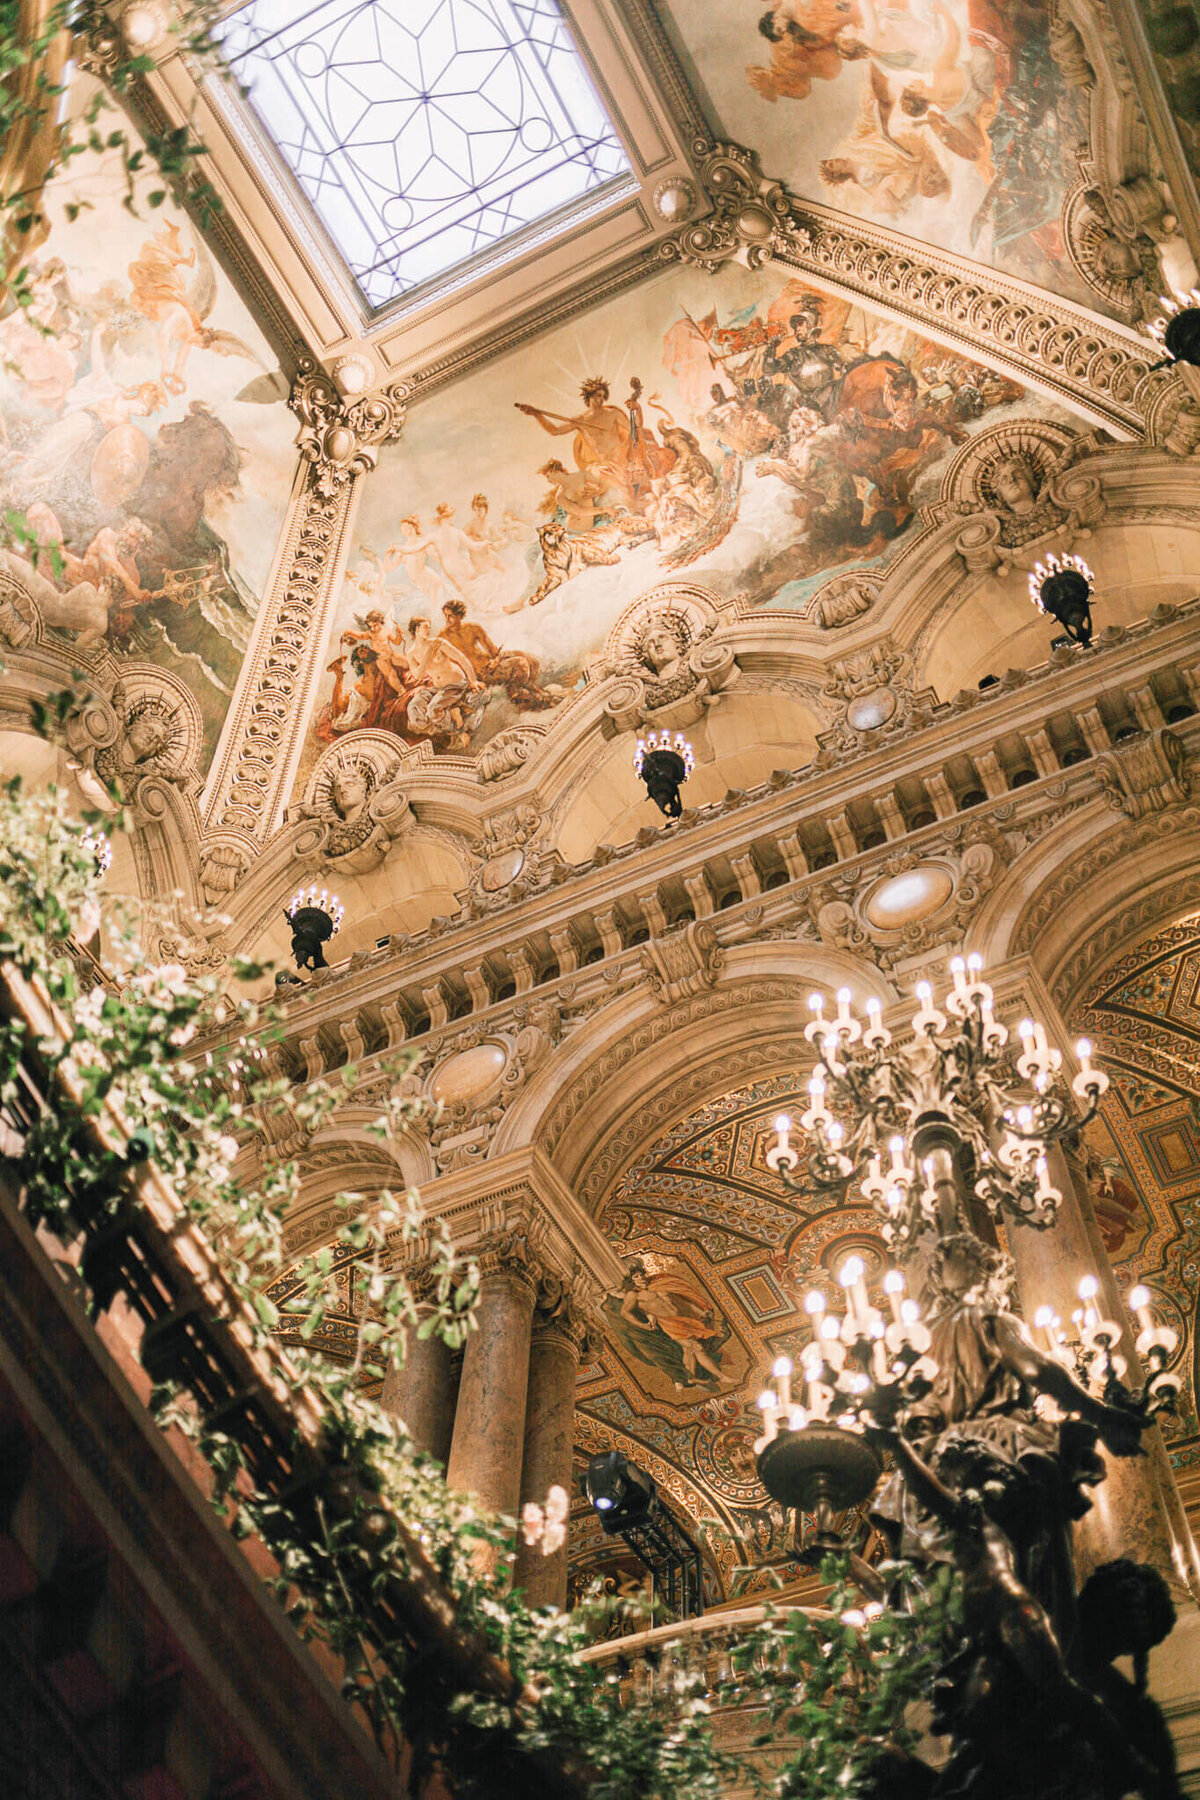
left=819, top=65, right=952, bottom=215
left=747, top=0, right=857, bottom=103
left=515, top=377, right=635, bottom=511
left=328, top=607, right=413, bottom=734
left=614, top=1256, right=728, bottom=1392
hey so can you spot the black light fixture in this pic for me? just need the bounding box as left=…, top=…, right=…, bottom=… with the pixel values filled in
left=1028, top=551, right=1095, bottom=648
left=1148, top=288, right=1200, bottom=365
left=633, top=730, right=694, bottom=819
left=580, top=1450, right=704, bottom=1619
left=285, top=883, right=345, bottom=971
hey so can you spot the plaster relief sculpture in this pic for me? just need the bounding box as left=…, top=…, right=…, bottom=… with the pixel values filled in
left=939, top=421, right=1106, bottom=571
left=91, top=675, right=199, bottom=807
left=806, top=572, right=880, bottom=630
left=817, top=642, right=936, bottom=757
left=600, top=583, right=738, bottom=736
left=1096, top=727, right=1191, bottom=819
left=294, top=733, right=413, bottom=873
left=810, top=827, right=1002, bottom=969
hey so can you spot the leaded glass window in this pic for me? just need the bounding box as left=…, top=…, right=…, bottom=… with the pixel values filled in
left=220, top=0, right=633, bottom=309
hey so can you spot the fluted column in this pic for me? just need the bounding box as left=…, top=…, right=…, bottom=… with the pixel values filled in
left=1007, top=1138, right=1200, bottom=1597
left=446, top=1247, right=538, bottom=1520
left=380, top=1326, right=460, bottom=1466
left=513, top=1311, right=587, bottom=1609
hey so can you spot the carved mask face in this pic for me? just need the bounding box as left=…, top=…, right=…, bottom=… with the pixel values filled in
left=992, top=458, right=1038, bottom=512
left=126, top=714, right=170, bottom=762
left=329, top=768, right=367, bottom=819
left=641, top=625, right=679, bottom=675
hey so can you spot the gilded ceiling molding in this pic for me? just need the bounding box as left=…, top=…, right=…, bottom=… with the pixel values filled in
left=200, top=368, right=407, bottom=874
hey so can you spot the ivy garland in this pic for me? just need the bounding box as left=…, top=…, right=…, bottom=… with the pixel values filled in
left=0, top=733, right=960, bottom=1797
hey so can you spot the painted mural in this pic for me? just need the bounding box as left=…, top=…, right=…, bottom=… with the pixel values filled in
left=0, top=85, right=297, bottom=764
left=662, top=0, right=1102, bottom=311
left=306, top=263, right=1068, bottom=767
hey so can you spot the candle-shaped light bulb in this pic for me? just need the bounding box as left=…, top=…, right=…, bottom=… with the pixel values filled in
left=1078, top=1275, right=1099, bottom=1301
left=839, top=1254, right=870, bottom=1328
left=882, top=1269, right=904, bottom=1322
left=916, top=980, right=932, bottom=1002
left=827, top=1120, right=844, bottom=1147
left=756, top=1389, right=779, bottom=1443
left=820, top=1314, right=841, bottom=1340
left=888, top=1134, right=907, bottom=1173
left=1017, top=1106, right=1033, bottom=1132
left=1128, top=1285, right=1154, bottom=1333
left=950, top=955, right=968, bottom=997
left=774, top=1114, right=792, bottom=1136
left=805, top=1290, right=826, bottom=1316
left=900, top=1298, right=921, bottom=1326
left=885, top=1185, right=903, bottom=1214
left=787, top=1406, right=808, bottom=1432
left=967, top=952, right=983, bottom=974
left=808, top=993, right=824, bottom=1017
left=867, top=996, right=881, bottom=1017
left=836, top=987, right=852, bottom=1024
left=773, top=1355, right=794, bottom=1411
left=1019, top=1018, right=1036, bottom=1056
left=1033, top=1305, right=1054, bottom=1328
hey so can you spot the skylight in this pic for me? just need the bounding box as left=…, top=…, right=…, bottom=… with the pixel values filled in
left=221, top=0, right=633, bottom=310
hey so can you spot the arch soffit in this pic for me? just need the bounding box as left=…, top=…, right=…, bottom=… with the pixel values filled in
left=494, top=941, right=896, bottom=1214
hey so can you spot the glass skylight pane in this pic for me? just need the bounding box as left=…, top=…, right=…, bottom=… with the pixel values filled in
left=221, top=0, right=632, bottom=308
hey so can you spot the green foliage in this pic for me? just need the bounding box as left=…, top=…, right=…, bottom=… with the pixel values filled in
left=0, top=765, right=956, bottom=1796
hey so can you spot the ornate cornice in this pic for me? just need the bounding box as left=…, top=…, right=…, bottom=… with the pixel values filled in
left=654, top=139, right=811, bottom=274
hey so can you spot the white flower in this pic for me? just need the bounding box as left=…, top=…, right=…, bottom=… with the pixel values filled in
left=216, top=1134, right=239, bottom=1162
left=545, top=1485, right=569, bottom=1525
left=76, top=897, right=101, bottom=941
left=156, top=963, right=190, bottom=995
left=168, top=1023, right=196, bottom=1047
left=209, top=1163, right=230, bottom=1185
left=520, top=1502, right=545, bottom=1547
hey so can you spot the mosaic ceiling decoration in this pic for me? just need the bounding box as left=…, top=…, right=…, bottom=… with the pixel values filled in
left=1073, top=913, right=1200, bottom=1467
left=577, top=1070, right=894, bottom=1595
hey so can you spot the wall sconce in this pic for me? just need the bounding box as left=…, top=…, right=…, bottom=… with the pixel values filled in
left=1028, top=552, right=1095, bottom=648
left=633, top=730, right=694, bottom=818
left=285, top=884, right=344, bottom=970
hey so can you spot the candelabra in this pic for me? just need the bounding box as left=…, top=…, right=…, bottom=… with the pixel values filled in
left=633, top=730, right=694, bottom=819
left=749, top=955, right=1184, bottom=1799
left=766, top=955, right=1107, bottom=1251
left=1028, top=552, right=1095, bottom=648
left=284, top=884, right=344, bottom=971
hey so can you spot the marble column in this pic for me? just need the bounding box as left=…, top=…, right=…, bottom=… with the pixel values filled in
left=513, top=1312, right=585, bottom=1609
left=380, top=1326, right=461, bottom=1466
left=446, top=1252, right=538, bottom=1521
left=1007, top=1139, right=1200, bottom=1597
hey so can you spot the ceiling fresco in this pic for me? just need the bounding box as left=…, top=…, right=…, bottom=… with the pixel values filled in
left=299, top=259, right=1076, bottom=778
left=0, top=79, right=297, bottom=768
left=1073, top=914, right=1200, bottom=1468
left=659, top=0, right=1108, bottom=315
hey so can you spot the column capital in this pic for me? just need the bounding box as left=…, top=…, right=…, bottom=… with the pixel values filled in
left=475, top=1231, right=542, bottom=1305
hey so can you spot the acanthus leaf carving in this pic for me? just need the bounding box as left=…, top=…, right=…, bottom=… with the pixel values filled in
left=654, top=139, right=811, bottom=274
left=640, top=919, right=724, bottom=1006
left=291, top=365, right=408, bottom=497
left=1096, top=726, right=1191, bottom=818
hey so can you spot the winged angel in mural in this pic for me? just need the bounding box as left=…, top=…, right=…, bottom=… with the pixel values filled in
left=748, top=0, right=1081, bottom=287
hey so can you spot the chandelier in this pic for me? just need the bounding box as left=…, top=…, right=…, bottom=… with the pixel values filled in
left=750, top=955, right=1184, bottom=1798
left=1148, top=288, right=1200, bottom=365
